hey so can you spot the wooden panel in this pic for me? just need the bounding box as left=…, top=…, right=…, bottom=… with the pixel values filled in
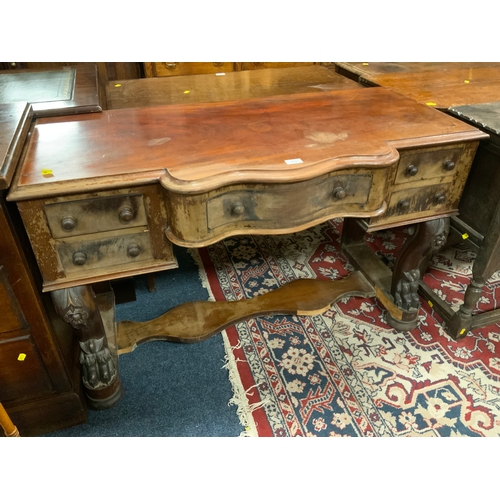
left=0, top=266, right=25, bottom=333
left=0, top=336, right=53, bottom=403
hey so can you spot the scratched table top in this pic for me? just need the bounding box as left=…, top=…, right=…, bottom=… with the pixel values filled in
left=9, top=86, right=486, bottom=200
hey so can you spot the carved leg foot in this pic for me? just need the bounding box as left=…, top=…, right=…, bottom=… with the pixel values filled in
left=52, top=285, right=124, bottom=410
left=388, top=218, right=450, bottom=331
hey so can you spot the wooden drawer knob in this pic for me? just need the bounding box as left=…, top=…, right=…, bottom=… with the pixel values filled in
left=127, top=243, right=141, bottom=258
left=443, top=160, right=455, bottom=171
left=119, top=206, right=135, bottom=223
left=231, top=202, right=245, bottom=216
left=397, top=199, right=410, bottom=211
left=73, top=252, right=87, bottom=266
left=61, top=215, right=76, bottom=231
left=434, top=193, right=446, bottom=204
left=406, top=164, right=418, bottom=176
left=333, top=186, right=346, bottom=199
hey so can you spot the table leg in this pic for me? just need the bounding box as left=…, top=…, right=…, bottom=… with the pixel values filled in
left=446, top=202, right=500, bottom=337
left=51, top=285, right=124, bottom=410
left=341, top=217, right=449, bottom=331
left=388, top=218, right=449, bottom=330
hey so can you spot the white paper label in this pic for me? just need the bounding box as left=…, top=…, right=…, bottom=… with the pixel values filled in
left=284, top=158, right=303, bottom=165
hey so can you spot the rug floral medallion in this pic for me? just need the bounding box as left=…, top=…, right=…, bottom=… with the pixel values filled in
left=197, top=219, right=500, bottom=437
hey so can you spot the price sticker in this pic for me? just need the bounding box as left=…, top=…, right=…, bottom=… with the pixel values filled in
left=41, top=169, right=54, bottom=177
left=17, top=353, right=26, bottom=361
left=285, top=158, right=303, bottom=165
left=462, top=233, right=469, bottom=240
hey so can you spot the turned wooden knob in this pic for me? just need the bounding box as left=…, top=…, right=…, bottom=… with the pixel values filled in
left=406, top=164, right=418, bottom=176
left=333, top=186, right=346, bottom=199
left=231, top=202, right=245, bottom=216
left=434, top=193, right=446, bottom=204
left=443, top=159, right=455, bottom=171
left=61, top=215, right=76, bottom=231
left=397, top=199, right=410, bottom=211
left=119, top=206, right=135, bottom=222
left=73, top=252, right=87, bottom=266
left=127, top=243, right=141, bottom=258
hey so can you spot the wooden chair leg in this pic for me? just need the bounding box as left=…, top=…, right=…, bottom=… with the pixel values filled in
left=0, top=403, right=20, bottom=437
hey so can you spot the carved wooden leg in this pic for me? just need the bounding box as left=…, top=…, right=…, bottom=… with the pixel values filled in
left=388, top=218, right=450, bottom=330
left=51, top=285, right=124, bottom=410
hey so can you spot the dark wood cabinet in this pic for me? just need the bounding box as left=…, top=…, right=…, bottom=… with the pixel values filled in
left=0, top=102, right=86, bottom=436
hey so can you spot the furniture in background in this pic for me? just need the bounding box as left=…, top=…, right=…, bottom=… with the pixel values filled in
left=334, top=62, right=500, bottom=339
left=0, top=64, right=106, bottom=435
left=0, top=63, right=102, bottom=116
left=0, top=102, right=87, bottom=436
left=106, top=65, right=360, bottom=109
left=142, top=62, right=323, bottom=78
left=7, top=87, right=486, bottom=408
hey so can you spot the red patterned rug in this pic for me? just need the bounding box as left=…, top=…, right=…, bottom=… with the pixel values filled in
left=194, top=218, right=500, bottom=436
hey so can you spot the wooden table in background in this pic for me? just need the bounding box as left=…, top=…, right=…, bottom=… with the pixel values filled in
left=7, top=87, right=486, bottom=408
left=335, top=62, right=500, bottom=338
left=0, top=63, right=102, bottom=117
left=105, top=65, right=359, bottom=109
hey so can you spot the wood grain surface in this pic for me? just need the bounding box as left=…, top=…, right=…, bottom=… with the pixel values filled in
left=9, top=87, right=486, bottom=200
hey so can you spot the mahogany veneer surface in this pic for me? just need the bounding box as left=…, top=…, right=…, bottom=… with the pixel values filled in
left=10, top=87, right=485, bottom=200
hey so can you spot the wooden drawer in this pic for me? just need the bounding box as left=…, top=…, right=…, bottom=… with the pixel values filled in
left=375, top=183, right=453, bottom=227
left=207, top=173, right=373, bottom=230
left=165, top=166, right=390, bottom=246
left=55, top=229, right=154, bottom=274
left=44, top=193, right=148, bottom=238
left=394, top=145, right=464, bottom=185
left=145, top=62, right=235, bottom=77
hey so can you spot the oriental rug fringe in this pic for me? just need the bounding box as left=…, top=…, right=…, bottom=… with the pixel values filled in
left=191, top=218, right=500, bottom=437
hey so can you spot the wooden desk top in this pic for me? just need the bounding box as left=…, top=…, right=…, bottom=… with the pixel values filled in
left=335, top=62, right=500, bottom=110
left=0, top=64, right=102, bottom=117
left=8, top=87, right=487, bottom=201
left=105, top=65, right=361, bottom=109
left=0, top=102, right=32, bottom=190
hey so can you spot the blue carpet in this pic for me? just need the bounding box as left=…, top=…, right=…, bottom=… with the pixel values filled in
left=44, top=246, right=244, bottom=437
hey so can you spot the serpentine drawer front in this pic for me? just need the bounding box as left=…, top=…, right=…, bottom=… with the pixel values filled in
left=165, top=167, right=389, bottom=247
